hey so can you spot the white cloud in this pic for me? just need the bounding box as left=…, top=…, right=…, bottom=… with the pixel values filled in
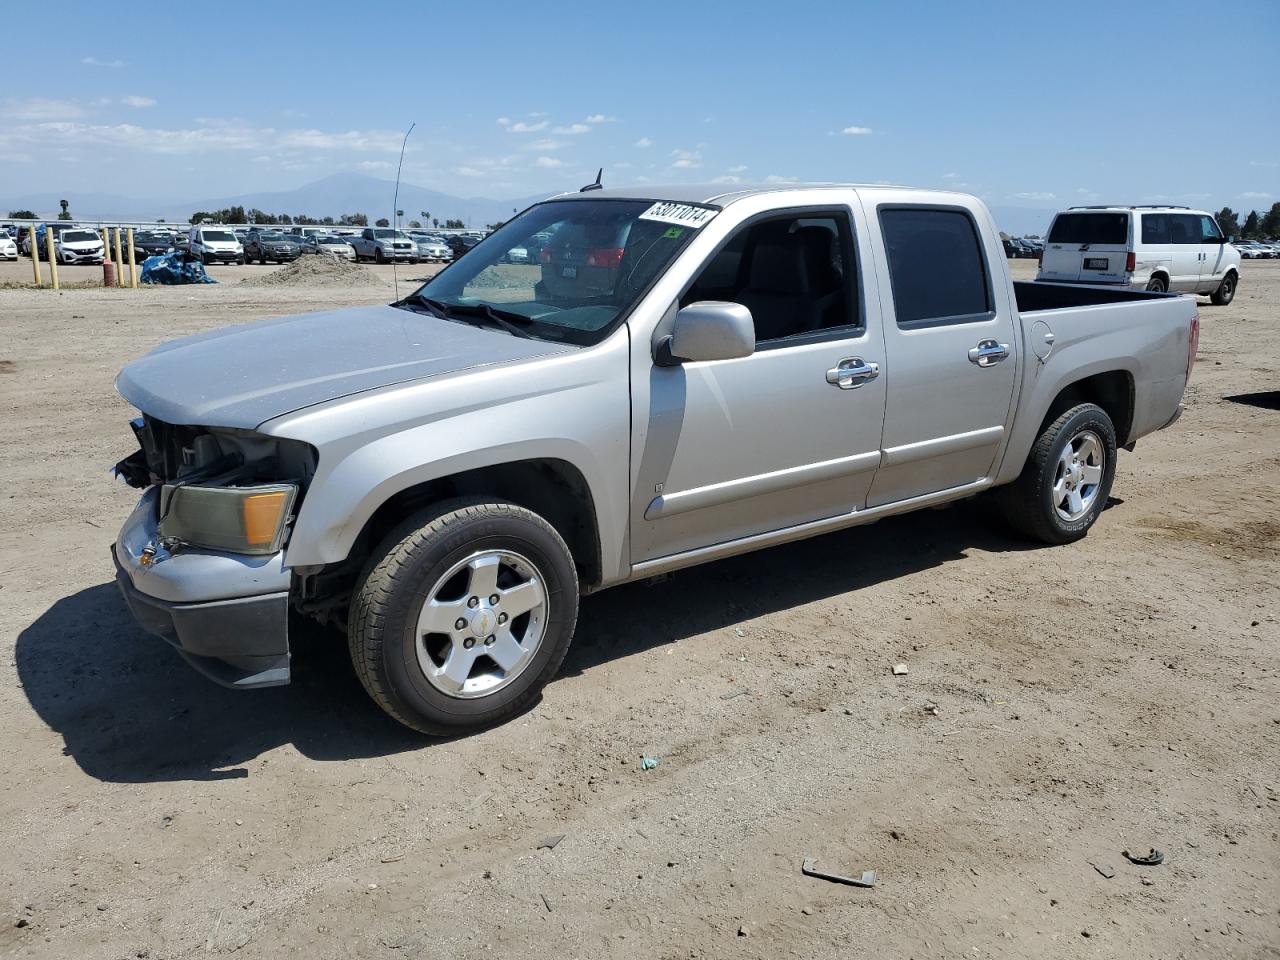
left=535, top=156, right=564, bottom=168
left=552, top=123, right=591, bottom=135
left=82, top=56, right=125, bottom=68
left=1239, top=191, right=1272, bottom=200
left=1013, top=191, right=1056, bottom=201
left=613, top=161, right=633, bottom=168
left=2, top=98, right=84, bottom=120
left=523, top=138, right=564, bottom=151
left=942, top=172, right=959, bottom=180
left=728, top=164, right=748, bottom=173
left=670, top=148, right=702, bottom=169
left=507, top=120, right=549, bottom=133
left=277, top=128, right=407, bottom=151
left=122, top=95, right=156, bottom=108
left=1249, top=160, right=1278, bottom=168
left=454, top=166, right=485, bottom=177
left=528, top=111, right=549, bottom=118
left=584, top=114, right=617, bottom=123
left=634, top=137, right=653, bottom=148
left=497, top=117, right=511, bottom=126
left=711, top=175, right=742, bottom=184
left=764, top=175, right=797, bottom=184
left=358, top=160, right=393, bottom=172
left=841, top=125, right=873, bottom=135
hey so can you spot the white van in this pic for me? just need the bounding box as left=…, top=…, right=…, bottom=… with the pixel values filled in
left=1037, top=206, right=1240, bottom=305
left=187, top=226, right=244, bottom=265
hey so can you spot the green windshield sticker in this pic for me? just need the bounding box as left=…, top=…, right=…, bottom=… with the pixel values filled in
left=662, top=227, right=685, bottom=239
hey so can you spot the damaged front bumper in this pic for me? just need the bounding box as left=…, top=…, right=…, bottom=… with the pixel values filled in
left=112, top=488, right=292, bottom=688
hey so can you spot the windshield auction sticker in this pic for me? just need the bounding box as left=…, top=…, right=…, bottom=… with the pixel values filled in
left=639, top=202, right=718, bottom=228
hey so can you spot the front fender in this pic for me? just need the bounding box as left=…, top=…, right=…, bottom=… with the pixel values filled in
left=261, top=330, right=633, bottom=582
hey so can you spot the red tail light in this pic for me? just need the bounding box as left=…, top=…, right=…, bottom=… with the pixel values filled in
left=1126, top=251, right=1137, bottom=273
left=1187, top=313, right=1200, bottom=380
left=585, top=247, right=624, bottom=268
left=538, top=246, right=552, bottom=264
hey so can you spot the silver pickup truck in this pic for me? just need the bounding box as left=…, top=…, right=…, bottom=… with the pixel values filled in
left=111, top=184, right=1198, bottom=734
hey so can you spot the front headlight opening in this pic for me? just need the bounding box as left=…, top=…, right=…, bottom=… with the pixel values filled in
left=159, top=482, right=298, bottom=555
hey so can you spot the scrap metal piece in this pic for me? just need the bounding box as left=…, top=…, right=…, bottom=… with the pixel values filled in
left=802, top=857, right=876, bottom=888
left=1091, top=862, right=1116, bottom=879
left=537, top=835, right=564, bottom=851
left=720, top=688, right=750, bottom=701
left=1123, top=848, right=1164, bottom=866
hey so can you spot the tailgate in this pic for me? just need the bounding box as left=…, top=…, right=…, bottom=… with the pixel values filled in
left=1040, top=211, right=1131, bottom=283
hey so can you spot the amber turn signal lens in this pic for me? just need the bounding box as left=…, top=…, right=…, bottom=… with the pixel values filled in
left=242, top=491, right=290, bottom=547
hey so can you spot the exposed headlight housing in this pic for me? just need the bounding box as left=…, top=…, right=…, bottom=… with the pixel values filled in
left=159, top=482, right=298, bottom=554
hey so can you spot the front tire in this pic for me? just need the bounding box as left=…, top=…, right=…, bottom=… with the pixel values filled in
left=349, top=500, right=579, bottom=735
left=1000, top=403, right=1117, bottom=545
left=1210, top=272, right=1237, bottom=306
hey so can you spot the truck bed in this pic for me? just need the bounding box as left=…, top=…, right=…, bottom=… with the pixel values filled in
left=1013, top=280, right=1170, bottom=314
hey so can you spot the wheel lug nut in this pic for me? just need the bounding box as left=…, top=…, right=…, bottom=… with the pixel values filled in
left=484, top=635, right=495, bottom=646
left=467, top=596, right=479, bottom=608
left=455, top=618, right=467, bottom=630
left=463, top=637, right=475, bottom=649
left=498, top=612, right=508, bottom=624
left=489, top=594, right=500, bottom=605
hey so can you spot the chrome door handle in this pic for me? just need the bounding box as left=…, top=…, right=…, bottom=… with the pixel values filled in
left=825, top=357, right=879, bottom=389
left=968, top=339, right=1010, bottom=367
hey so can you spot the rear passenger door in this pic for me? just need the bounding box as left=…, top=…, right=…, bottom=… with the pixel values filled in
left=1169, top=214, right=1203, bottom=291
left=862, top=203, right=1018, bottom=508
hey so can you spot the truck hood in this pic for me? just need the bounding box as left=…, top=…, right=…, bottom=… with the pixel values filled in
left=116, top=303, right=575, bottom=429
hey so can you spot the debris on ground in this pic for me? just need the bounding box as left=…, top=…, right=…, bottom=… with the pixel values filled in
left=892, top=663, right=909, bottom=676
left=640, top=757, right=661, bottom=771
left=1123, top=848, right=1165, bottom=866
left=239, top=255, right=383, bottom=288
left=537, top=835, right=564, bottom=850
left=924, top=701, right=940, bottom=716
left=140, top=252, right=216, bottom=285
left=801, top=857, right=876, bottom=887
left=540, top=893, right=553, bottom=913
left=720, top=688, right=750, bottom=701
left=1091, top=862, right=1116, bottom=879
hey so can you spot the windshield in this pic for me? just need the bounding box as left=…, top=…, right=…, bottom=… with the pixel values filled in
left=373, top=229, right=407, bottom=239
left=319, top=237, right=345, bottom=244
left=202, top=230, right=236, bottom=243
left=402, top=198, right=711, bottom=346
left=1048, top=213, right=1129, bottom=245
left=61, top=230, right=99, bottom=243
left=260, top=232, right=287, bottom=241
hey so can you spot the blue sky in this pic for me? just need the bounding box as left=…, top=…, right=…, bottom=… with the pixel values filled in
left=2, top=0, right=1277, bottom=211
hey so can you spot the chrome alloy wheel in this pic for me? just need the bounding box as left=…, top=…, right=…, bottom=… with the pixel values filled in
left=1053, top=430, right=1105, bottom=522
left=414, top=550, right=547, bottom=699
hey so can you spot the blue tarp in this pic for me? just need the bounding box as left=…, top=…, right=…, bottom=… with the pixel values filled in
left=139, top=252, right=217, bottom=285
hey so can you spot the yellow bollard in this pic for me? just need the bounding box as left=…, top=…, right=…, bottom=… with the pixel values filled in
left=30, top=226, right=42, bottom=286
left=45, top=228, right=60, bottom=290
left=127, top=228, right=138, bottom=288
left=113, top=228, right=124, bottom=281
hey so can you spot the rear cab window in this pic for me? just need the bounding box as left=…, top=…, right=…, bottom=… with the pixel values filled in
left=879, top=207, right=992, bottom=326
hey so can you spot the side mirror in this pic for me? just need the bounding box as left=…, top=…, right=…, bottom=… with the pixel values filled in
left=659, top=301, right=755, bottom=365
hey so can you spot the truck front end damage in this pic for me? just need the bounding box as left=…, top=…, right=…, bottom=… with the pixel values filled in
left=112, top=416, right=316, bottom=688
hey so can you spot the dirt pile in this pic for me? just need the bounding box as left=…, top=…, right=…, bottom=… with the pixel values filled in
left=239, top=254, right=385, bottom=288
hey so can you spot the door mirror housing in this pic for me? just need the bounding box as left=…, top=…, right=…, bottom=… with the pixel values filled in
left=658, top=301, right=756, bottom=365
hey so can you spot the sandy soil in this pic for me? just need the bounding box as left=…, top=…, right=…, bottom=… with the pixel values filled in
left=0, top=257, right=1276, bottom=960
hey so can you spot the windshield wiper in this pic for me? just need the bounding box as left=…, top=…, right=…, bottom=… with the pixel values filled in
left=447, top=302, right=535, bottom=339
left=395, top=292, right=453, bottom=320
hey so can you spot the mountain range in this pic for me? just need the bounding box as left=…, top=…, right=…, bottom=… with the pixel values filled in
left=1, top=172, right=1057, bottom=235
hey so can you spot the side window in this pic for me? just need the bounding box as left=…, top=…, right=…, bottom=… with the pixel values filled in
left=1199, top=215, right=1223, bottom=242
left=1171, top=214, right=1202, bottom=244
left=880, top=208, right=991, bottom=326
left=681, top=211, right=859, bottom=345
left=1141, top=214, right=1172, bottom=244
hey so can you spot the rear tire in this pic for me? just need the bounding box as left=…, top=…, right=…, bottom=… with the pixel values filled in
left=1145, top=276, right=1168, bottom=293
left=1000, top=403, right=1117, bottom=545
left=349, top=500, right=579, bottom=736
left=1210, top=272, right=1237, bottom=306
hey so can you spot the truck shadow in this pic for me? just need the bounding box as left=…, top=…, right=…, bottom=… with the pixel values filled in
left=17, top=498, right=1037, bottom=783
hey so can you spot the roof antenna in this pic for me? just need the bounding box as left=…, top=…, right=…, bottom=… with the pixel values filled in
left=579, top=167, right=603, bottom=192
left=391, top=120, right=415, bottom=302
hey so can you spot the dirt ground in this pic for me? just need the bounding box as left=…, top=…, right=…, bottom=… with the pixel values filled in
left=0, top=256, right=1277, bottom=960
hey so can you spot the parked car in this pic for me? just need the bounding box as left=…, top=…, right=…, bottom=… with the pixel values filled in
left=134, top=231, right=176, bottom=259
left=295, top=235, right=320, bottom=255
left=409, top=233, right=452, bottom=262
left=0, top=232, right=16, bottom=260
left=445, top=233, right=480, bottom=259
left=55, top=228, right=106, bottom=264
left=314, top=235, right=356, bottom=261
left=1038, top=205, right=1240, bottom=304
left=187, top=226, right=245, bottom=265
left=350, top=227, right=417, bottom=263
left=1235, top=240, right=1274, bottom=259
left=111, top=183, right=1198, bottom=735
left=243, top=230, right=301, bottom=264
